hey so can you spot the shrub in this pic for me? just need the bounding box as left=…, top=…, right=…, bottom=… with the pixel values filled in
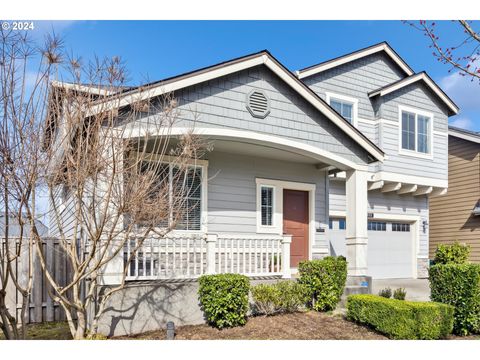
left=251, top=283, right=280, bottom=315
left=393, top=288, right=407, bottom=301
left=251, top=281, right=308, bottom=315
left=429, top=263, right=480, bottom=335
left=274, top=281, right=309, bottom=313
left=347, top=294, right=454, bottom=340
left=298, top=256, right=347, bottom=312
left=378, top=287, right=392, bottom=298
left=433, top=242, right=470, bottom=265
left=198, top=273, right=250, bottom=329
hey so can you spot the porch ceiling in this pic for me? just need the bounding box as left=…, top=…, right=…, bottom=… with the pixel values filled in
left=210, top=139, right=328, bottom=166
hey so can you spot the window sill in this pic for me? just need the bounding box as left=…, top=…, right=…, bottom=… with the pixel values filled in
left=398, top=149, right=433, bottom=160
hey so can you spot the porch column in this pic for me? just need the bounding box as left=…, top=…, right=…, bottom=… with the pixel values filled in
left=281, top=235, right=292, bottom=279
left=345, top=169, right=368, bottom=276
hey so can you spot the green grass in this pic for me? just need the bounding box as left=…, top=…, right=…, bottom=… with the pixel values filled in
left=0, top=322, right=72, bottom=340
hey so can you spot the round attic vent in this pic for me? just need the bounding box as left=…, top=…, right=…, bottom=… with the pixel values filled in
left=246, top=90, right=270, bottom=119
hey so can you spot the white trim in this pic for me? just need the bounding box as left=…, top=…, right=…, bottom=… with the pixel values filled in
left=369, top=73, right=458, bottom=115
left=331, top=169, right=448, bottom=189
left=255, top=178, right=316, bottom=262
left=449, top=128, right=480, bottom=144
left=398, top=105, right=434, bottom=160
left=124, top=126, right=369, bottom=171
left=51, top=80, right=117, bottom=96
left=297, top=43, right=414, bottom=79
left=325, top=92, right=359, bottom=127
left=256, top=184, right=277, bottom=233
left=83, top=52, right=384, bottom=163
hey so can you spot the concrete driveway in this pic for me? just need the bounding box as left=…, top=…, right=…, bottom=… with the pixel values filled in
left=371, top=279, right=430, bottom=301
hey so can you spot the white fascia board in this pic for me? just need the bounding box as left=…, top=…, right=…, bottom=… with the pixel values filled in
left=51, top=80, right=116, bottom=96
left=449, top=129, right=480, bottom=144
left=369, top=73, right=458, bottom=115
left=264, top=58, right=384, bottom=163
left=297, top=43, right=413, bottom=79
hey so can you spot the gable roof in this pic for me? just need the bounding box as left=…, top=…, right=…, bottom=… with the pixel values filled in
left=296, top=42, right=414, bottom=80
left=74, top=50, right=385, bottom=163
left=368, top=72, right=459, bottom=115
left=449, top=126, right=480, bottom=144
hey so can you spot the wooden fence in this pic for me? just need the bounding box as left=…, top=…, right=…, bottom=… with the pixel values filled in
left=2, top=237, right=70, bottom=324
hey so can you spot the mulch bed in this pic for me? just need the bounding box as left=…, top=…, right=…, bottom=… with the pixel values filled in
left=116, top=311, right=387, bottom=340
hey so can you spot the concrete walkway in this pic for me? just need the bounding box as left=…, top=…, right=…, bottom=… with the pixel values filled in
left=371, top=279, right=430, bottom=301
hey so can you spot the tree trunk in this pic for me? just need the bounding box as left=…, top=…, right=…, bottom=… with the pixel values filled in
left=73, top=310, right=87, bottom=340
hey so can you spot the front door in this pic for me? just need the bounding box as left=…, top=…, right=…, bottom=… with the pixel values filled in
left=283, top=189, right=309, bottom=267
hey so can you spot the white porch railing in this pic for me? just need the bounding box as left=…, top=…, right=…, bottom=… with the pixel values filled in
left=125, top=233, right=292, bottom=280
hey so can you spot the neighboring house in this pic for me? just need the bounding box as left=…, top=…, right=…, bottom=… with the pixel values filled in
left=430, top=126, right=480, bottom=262
left=0, top=213, right=49, bottom=238
left=45, top=42, right=458, bottom=335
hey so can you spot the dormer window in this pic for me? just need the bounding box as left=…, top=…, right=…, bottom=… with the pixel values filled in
left=326, top=92, right=358, bottom=126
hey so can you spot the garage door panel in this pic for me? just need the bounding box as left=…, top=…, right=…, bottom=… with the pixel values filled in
left=329, top=220, right=413, bottom=279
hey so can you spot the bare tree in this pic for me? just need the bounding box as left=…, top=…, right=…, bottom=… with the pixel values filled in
left=1, top=29, right=206, bottom=339
left=37, top=51, right=207, bottom=339
left=0, top=30, right=56, bottom=339
left=406, top=20, right=480, bottom=81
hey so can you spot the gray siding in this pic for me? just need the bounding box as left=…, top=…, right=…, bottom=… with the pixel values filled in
left=328, top=179, right=429, bottom=257
left=379, top=82, right=449, bottom=180
left=207, top=151, right=328, bottom=250
left=133, top=65, right=371, bottom=166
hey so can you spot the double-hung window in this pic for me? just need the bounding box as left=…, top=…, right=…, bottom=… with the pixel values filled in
left=261, top=185, right=274, bottom=226
left=138, top=160, right=204, bottom=231
left=326, top=92, right=358, bottom=126
left=399, top=106, right=432, bottom=157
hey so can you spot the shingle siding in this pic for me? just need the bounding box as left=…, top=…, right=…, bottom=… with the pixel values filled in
left=134, top=65, right=372, bottom=166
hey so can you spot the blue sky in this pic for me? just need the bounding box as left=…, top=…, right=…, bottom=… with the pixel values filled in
left=30, top=20, right=480, bottom=131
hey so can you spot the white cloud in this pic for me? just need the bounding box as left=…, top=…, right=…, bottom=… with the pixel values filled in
left=449, top=117, right=474, bottom=130
left=440, top=60, right=480, bottom=113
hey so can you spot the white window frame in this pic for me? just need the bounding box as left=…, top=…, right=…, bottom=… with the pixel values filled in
left=326, top=92, right=359, bottom=127
left=398, top=105, right=434, bottom=160
left=131, top=153, right=209, bottom=234
left=260, top=185, right=275, bottom=228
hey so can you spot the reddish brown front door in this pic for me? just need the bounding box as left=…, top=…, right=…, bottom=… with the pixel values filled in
left=283, top=189, right=309, bottom=267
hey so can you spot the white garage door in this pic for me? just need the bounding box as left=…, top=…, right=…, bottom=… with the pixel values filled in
left=328, top=218, right=414, bottom=279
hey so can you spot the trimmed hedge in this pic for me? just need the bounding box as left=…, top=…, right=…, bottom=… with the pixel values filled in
left=198, top=273, right=250, bottom=329
left=433, top=242, right=470, bottom=265
left=298, top=256, right=347, bottom=311
left=429, top=263, right=480, bottom=335
left=251, top=281, right=308, bottom=315
left=347, top=294, right=454, bottom=339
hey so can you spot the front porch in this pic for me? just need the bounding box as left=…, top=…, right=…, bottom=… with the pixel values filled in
left=124, top=233, right=292, bottom=281
left=114, top=128, right=375, bottom=284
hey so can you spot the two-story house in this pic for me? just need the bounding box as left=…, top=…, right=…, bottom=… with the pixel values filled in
left=47, top=42, right=458, bottom=335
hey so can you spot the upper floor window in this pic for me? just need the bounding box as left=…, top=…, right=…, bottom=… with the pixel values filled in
left=399, top=106, right=433, bottom=158
left=326, top=92, right=358, bottom=126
